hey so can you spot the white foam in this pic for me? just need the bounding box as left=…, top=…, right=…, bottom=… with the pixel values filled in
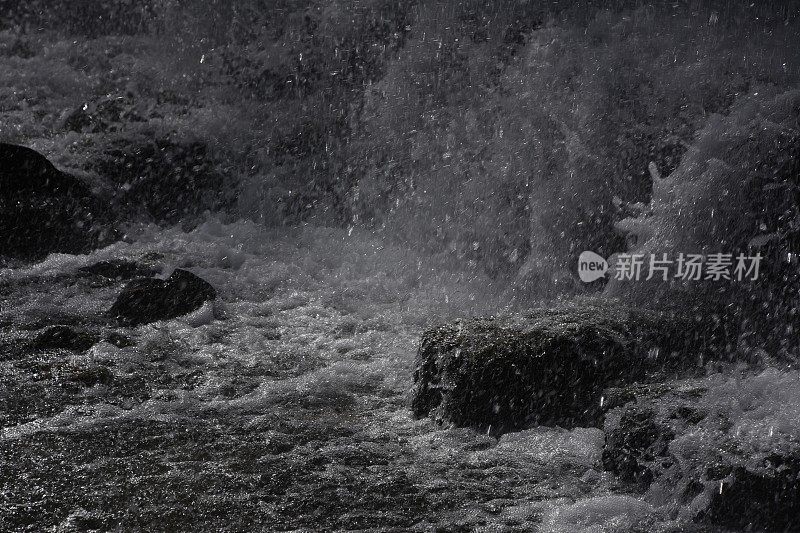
left=540, top=495, right=654, bottom=533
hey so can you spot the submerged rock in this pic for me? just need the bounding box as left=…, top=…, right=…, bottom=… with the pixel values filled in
left=411, top=298, right=709, bottom=432
left=31, top=325, right=100, bottom=352
left=602, top=372, right=800, bottom=531
left=62, top=363, right=114, bottom=387
left=109, top=269, right=216, bottom=326
left=600, top=384, right=712, bottom=495
left=0, top=143, right=117, bottom=261
left=77, top=259, right=159, bottom=281
left=602, top=406, right=668, bottom=487
left=703, top=457, right=800, bottom=531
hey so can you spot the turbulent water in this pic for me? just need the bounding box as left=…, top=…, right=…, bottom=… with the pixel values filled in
left=3, top=1, right=800, bottom=531
left=0, top=221, right=620, bottom=531
left=3, top=220, right=798, bottom=531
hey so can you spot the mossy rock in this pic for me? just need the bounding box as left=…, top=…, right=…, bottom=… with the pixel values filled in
left=411, top=298, right=713, bottom=432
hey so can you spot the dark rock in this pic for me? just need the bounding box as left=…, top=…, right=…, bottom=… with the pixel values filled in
left=411, top=298, right=708, bottom=432
left=0, top=0, right=156, bottom=37
left=139, top=251, right=165, bottom=262
left=109, top=269, right=216, bottom=326
left=88, top=135, right=237, bottom=226
left=704, top=458, right=800, bottom=531
left=599, top=382, right=675, bottom=412
left=601, top=378, right=800, bottom=531
left=0, top=143, right=118, bottom=261
left=61, top=363, right=114, bottom=387
left=104, top=332, right=134, bottom=348
left=602, top=405, right=675, bottom=489
left=77, top=259, right=158, bottom=281
left=601, top=383, right=707, bottom=492
left=57, top=509, right=106, bottom=531
left=31, top=325, right=100, bottom=352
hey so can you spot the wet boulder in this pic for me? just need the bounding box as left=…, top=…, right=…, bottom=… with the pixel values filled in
left=0, top=143, right=118, bottom=261
left=705, top=432, right=800, bottom=531
left=602, top=406, right=673, bottom=488
left=703, top=457, right=800, bottom=531
left=602, top=373, right=800, bottom=531
left=109, top=269, right=216, bottom=326
left=600, top=383, right=706, bottom=491
left=31, top=325, right=100, bottom=352
left=411, top=298, right=708, bottom=432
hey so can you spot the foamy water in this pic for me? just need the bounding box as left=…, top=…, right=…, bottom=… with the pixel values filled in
left=3, top=219, right=799, bottom=531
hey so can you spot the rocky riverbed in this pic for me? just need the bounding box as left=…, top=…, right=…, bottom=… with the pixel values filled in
left=2, top=220, right=797, bottom=532
left=3, top=2, right=800, bottom=530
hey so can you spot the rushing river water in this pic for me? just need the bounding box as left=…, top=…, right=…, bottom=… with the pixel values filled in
left=9, top=220, right=798, bottom=532
left=0, top=220, right=702, bottom=532
left=3, top=2, right=800, bottom=531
